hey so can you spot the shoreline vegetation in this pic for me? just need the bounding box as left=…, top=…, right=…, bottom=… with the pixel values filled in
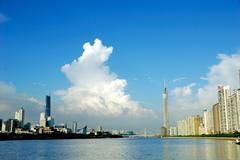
left=1, top=132, right=240, bottom=141
left=162, top=132, right=240, bottom=141
left=164, top=136, right=238, bottom=141
left=0, top=133, right=123, bottom=141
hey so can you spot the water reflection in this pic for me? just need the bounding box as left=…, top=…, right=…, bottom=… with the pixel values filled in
left=0, top=138, right=239, bottom=160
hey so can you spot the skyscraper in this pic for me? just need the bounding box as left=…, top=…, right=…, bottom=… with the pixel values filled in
left=45, top=95, right=51, bottom=118
left=228, top=89, right=240, bottom=132
left=212, top=103, right=220, bottom=134
left=0, top=119, right=2, bottom=131
left=162, top=87, right=169, bottom=135
left=39, top=112, right=46, bottom=127
left=15, top=107, right=25, bottom=128
left=218, top=85, right=230, bottom=133
left=6, top=119, right=18, bottom=133
left=203, top=109, right=214, bottom=134
left=72, top=121, right=77, bottom=133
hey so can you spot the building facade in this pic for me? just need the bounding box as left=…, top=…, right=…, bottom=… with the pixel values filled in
left=203, top=109, right=214, bottom=134
left=0, top=119, right=2, bottom=131
left=212, top=103, right=220, bottom=134
left=228, top=89, right=240, bottom=132
left=39, top=112, right=46, bottom=127
left=218, top=85, right=230, bottom=133
left=45, top=95, right=51, bottom=118
left=6, top=119, right=18, bottom=133
left=15, top=107, right=25, bottom=128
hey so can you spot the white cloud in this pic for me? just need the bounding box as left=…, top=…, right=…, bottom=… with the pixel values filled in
left=172, top=77, right=187, bottom=83
left=27, top=97, right=44, bottom=106
left=0, top=13, right=9, bottom=23
left=171, top=52, right=240, bottom=118
left=55, top=39, right=155, bottom=117
left=173, top=83, right=196, bottom=97
left=196, top=53, right=240, bottom=107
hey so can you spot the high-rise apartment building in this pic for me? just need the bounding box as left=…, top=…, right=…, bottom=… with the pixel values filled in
left=177, top=115, right=201, bottom=136
left=39, top=112, right=46, bottom=127
left=218, top=85, right=230, bottom=133
left=203, top=109, right=214, bottom=134
left=228, top=89, right=240, bottom=132
left=15, top=107, right=25, bottom=128
left=212, top=103, right=220, bottom=134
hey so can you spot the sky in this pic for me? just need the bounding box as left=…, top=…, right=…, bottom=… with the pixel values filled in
left=0, top=0, right=240, bottom=133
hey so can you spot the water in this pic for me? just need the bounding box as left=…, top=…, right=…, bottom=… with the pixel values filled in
left=0, top=138, right=239, bottom=160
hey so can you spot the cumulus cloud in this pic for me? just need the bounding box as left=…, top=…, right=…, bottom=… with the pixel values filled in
left=196, top=53, right=240, bottom=107
left=0, top=13, right=9, bottom=23
left=55, top=39, right=155, bottom=117
left=171, top=52, right=240, bottom=117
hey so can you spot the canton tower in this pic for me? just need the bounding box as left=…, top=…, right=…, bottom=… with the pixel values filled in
left=162, top=86, right=169, bottom=133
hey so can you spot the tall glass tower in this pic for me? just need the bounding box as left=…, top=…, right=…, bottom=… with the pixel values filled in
left=45, top=95, right=51, bottom=117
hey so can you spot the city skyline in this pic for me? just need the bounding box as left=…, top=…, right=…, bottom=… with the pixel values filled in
left=1, top=0, right=240, bottom=133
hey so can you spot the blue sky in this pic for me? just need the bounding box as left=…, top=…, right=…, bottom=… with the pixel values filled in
left=0, top=0, right=240, bottom=132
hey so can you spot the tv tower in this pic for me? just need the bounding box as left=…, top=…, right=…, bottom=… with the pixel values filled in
left=162, top=82, right=169, bottom=135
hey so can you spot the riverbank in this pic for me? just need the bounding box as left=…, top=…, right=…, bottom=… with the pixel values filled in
left=163, top=136, right=238, bottom=141
left=0, top=133, right=123, bottom=141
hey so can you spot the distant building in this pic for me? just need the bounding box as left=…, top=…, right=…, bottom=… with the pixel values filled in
left=228, top=89, right=240, bottom=132
left=39, top=112, right=46, bottom=127
left=112, top=130, right=120, bottom=135
left=160, top=126, right=167, bottom=137
left=83, top=126, right=87, bottom=135
left=2, top=121, right=6, bottom=132
left=199, top=123, right=205, bottom=135
left=45, top=95, right=51, bottom=118
left=54, top=124, right=69, bottom=134
left=177, top=120, right=186, bottom=136
left=0, top=119, right=2, bottom=131
left=170, top=127, right=177, bottom=136
left=189, top=115, right=201, bottom=135
left=6, top=119, right=18, bottom=133
left=47, top=116, right=54, bottom=127
left=97, top=125, right=103, bottom=132
left=177, top=115, right=201, bottom=136
left=24, top=122, right=31, bottom=130
left=15, top=107, right=25, bottom=128
left=212, top=103, right=221, bottom=134
left=218, top=85, right=230, bottom=133
left=203, top=109, right=214, bottom=134
left=72, top=121, right=77, bottom=133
